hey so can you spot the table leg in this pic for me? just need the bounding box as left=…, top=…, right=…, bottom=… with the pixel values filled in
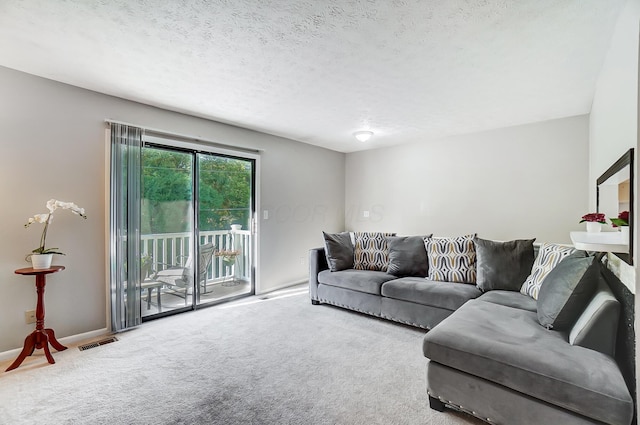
left=5, top=333, right=37, bottom=372
left=40, top=333, right=55, bottom=365
left=147, top=288, right=152, bottom=310
left=156, top=286, right=162, bottom=312
left=43, top=328, right=67, bottom=352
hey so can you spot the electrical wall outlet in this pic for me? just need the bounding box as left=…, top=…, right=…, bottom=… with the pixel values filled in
left=25, top=310, right=36, bottom=324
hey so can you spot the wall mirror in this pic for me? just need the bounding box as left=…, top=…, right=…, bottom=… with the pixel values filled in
left=597, top=148, right=634, bottom=265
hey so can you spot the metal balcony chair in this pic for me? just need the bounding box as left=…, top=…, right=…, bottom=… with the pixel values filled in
left=152, top=243, right=215, bottom=304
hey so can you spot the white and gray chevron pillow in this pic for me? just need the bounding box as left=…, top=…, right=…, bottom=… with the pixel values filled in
left=520, top=243, right=576, bottom=299
left=424, top=235, right=477, bottom=284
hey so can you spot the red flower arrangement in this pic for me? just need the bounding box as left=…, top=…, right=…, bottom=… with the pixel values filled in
left=579, top=213, right=606, bottom=224
left=610, top=211, right=629, bottom=228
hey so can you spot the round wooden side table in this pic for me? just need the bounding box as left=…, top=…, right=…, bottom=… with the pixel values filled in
left=6, top=266, right=67, bottom=372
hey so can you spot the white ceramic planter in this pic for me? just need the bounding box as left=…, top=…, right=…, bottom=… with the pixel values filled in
left=29, top=253, right=53, bottom=269
left=586, top=222, right=602, bottom=233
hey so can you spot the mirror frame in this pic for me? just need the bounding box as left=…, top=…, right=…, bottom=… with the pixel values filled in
left=597, top=148, right=634, bottom=265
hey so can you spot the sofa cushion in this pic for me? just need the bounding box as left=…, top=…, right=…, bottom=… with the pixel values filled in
left=381, top=277, right=481, bottom=311
left=322, top=231, right=354, bottom=272
left=386, top=235, right=431, bottom=277
left=317, top=269, right=395, bottom=295
left=520, top=243, right=577, bottom=299
left=353, top=232, right=395, bottom=271
left=424, top=235, right=477, bottom=284
left=423, top=300, right=633, bottom=425
left=477, top=290, right=537, bottom=312
left=537, top=251, right=599, bottom=330
left=474, top=237, right=535, bottom=292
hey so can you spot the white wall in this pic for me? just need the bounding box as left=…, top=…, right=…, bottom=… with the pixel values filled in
left=590, top=0, right=639, bottom=196
left=588, top=0, right=639, bottom=407
left=345, top=115, right=589, bottom=243
left=0, top=66, right=345, bottom=353
left=589, top=0, right=639, bottom=288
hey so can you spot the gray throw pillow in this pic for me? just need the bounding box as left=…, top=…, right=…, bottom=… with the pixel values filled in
left=474, top=237, right=536, bottom=292
left=386, top=235, right=432, bottom=277
left=322, top=231, right=354, bottom=272
left=537, top=251, right=599, bottom=330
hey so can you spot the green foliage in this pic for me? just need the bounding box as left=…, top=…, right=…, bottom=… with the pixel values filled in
left=32, top=247, right=65, bottom=255
left=198, top=155, right=251, bottom=232
left=610, top=218, right=629, bottom=227
left=141, top=148, right=251, bottom=234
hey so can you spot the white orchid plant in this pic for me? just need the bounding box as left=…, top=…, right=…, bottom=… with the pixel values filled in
left=25, top=199, right=87, bottom=255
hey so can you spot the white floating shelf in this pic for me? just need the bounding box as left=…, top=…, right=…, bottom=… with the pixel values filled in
left=569, top=231, right=629, bottom=253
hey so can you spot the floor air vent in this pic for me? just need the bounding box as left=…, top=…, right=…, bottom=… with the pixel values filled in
left=78, top=337, right=118, bottom=351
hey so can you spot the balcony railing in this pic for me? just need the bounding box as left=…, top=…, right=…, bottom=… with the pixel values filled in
left=141, top=230, right=251, bottom=283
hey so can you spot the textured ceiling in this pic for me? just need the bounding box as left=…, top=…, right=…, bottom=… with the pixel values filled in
left=0, top=0, right=626, bottom=152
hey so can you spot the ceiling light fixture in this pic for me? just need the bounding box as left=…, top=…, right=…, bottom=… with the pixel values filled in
left=353, top=131, right=374, bottom=142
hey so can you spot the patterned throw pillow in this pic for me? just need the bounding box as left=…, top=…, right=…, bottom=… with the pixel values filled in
left=424, top=235, right=477, bottom=284
left=353, top=232, right=395, bottom=271
left=520, top=243, right=577, bottom=300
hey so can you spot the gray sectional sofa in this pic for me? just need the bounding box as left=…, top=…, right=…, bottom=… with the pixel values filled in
left=309, top=232, right=634, bottom=425
left=309, top=247, right=481, bottom=329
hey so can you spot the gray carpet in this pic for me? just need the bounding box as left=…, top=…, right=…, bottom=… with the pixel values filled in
left=0, top=289, right=483, bottom=425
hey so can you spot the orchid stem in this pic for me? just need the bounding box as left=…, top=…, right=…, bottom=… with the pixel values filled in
left=39, top=214, right=50, bottom=252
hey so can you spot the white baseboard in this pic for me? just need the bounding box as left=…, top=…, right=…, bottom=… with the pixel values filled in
left=0, top=327, right=109, bottom=362
left=256, top=279, right=307, bottom=296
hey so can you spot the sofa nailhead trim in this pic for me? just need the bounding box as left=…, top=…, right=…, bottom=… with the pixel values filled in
left=428, top=393, right=494, bottom=424
left=317, top=298, right=433, bottom=330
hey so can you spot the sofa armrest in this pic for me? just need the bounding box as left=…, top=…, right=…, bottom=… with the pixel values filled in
left=309, top=247, right=328, bottom=302
left=569, top=278, right=620, bottom=357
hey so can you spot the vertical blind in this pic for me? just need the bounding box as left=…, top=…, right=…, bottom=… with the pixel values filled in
left=109, top=123, right=143, bottom=331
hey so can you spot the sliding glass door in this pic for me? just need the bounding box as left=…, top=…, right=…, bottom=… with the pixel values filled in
left=139, top=146, right=194, bottom=316
left=196, top=153, right=253, bottom=306
left=139, top=145, right=255, bottom=319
